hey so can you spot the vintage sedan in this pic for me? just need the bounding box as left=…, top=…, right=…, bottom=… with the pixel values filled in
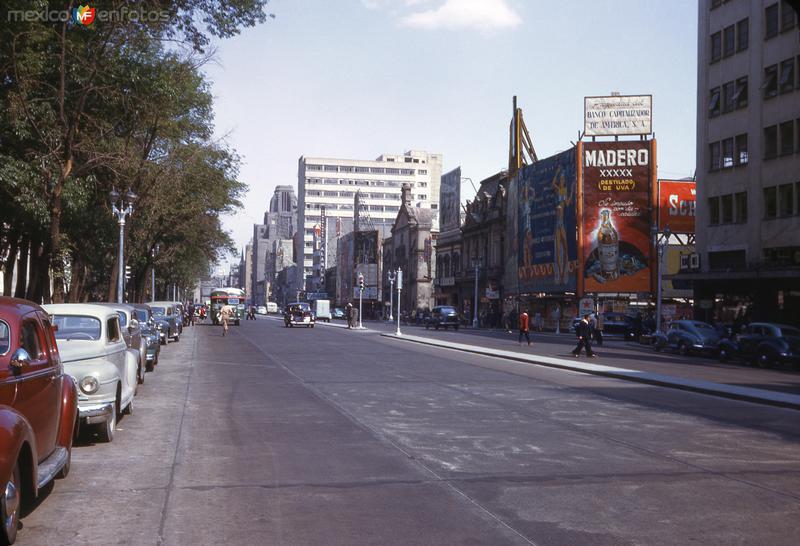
left=652, top=320, right=721, bottom=356
left=718, top=322, right=800, bottom=369
left=283, top=303, right=315, bottom=328
left=97, top=303, right=146, bottom=386
left=44, top=304, right=138, bottom=443
left=149, top=301, right=180, bottom=343
left=132, top=303, right=160, bottom=370
left=1, top=297, right=78, bottom=545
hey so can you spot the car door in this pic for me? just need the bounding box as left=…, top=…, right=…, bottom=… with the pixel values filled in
left=738, top=325, right=761, bottom=358
left=0, top=316, right=15, bottom=407
left=13, top=313, right=61, bottom=461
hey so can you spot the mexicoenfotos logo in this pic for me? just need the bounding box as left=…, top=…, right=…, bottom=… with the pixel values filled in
left=72, top=5, right=96, bottom=26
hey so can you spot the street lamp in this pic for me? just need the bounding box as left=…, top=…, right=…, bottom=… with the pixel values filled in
left=395, top=268, right=403, bottom=336
left=471, top=257, right=480, bottom=328
left=654, top=226, right=672, bottom=334
left=110, top=187, right=138, bottom=304
left=151, top=243, right=159, bottom=301
left=387, top=269, right=396, bottom=321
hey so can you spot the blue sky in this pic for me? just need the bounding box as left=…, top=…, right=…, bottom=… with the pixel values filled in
left=203, top=0, right=698, bottom=265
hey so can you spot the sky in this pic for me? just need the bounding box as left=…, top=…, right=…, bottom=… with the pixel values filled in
left=203, top=0, right=698, bottom=270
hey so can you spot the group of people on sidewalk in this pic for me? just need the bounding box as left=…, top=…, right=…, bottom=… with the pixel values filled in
left=345, top=303, right=360, bottom=329
left=515, top=309, right=600, bottom=358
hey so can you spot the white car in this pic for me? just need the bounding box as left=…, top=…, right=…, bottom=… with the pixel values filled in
left=44, top=304, right=138, bottom=442
left=256, top=306, right=267, bottom=315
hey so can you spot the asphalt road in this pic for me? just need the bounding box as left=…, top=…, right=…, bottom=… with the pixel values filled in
left=17, top=317, right=800, bottom=545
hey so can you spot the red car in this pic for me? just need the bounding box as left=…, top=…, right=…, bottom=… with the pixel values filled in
left=0, top=297, right=78, bottom=545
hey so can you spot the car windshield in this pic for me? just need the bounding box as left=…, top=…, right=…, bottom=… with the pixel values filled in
left=135, top=310, right=148, bottom=322
left=151, top=307, right=166, bottom=316
left=692, top=322, right=715, bottom=331
left=439, top=307, right=457, bottom=314
left=52, top=315, right=102, bottom=340
left=0, top=320, right=9, bottom=355
left=780, top=327, right=800, bottom=337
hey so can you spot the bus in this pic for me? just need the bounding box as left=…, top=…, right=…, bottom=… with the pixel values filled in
left=209, top=287, right=246, bottom=326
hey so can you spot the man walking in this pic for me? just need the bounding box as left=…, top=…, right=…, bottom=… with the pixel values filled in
left=346, top=303, right=353, bottom=329
left=220, top=304, right=234, bottom=337
left=594, top=312, right=604, bottom=346
left=518, top=309, right=531, bottom=346
left=572, top=314, right=596, bottom=357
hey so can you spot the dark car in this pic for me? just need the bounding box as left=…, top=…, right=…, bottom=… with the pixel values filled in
left=149, top=301, right=180, bottom=343
left=653, top=320, right=721, bottom=356
left=284, top=303, right=315, bottom=328
left=1, top=297, right=79, bottom=545
left=332, top=307, right=346, bottom=320
left=132, top=303, right=161, bottom=370
left=425, top=306, right=460, bottom=330
left=718, top=322, right=800, bottom=369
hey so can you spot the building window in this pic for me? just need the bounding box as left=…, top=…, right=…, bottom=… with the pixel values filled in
left=708, top=87, right=721, bottom=117
left=780, top=121, right=795, bottom=155
left=737, top=18, right=749, bottom=51
left=736, top=133, right=749, bottom=165
left=779, top=58, right=795, bottom=93
left=734, top=77, right=748, bottom=108
left=721, top=194, right=734, bottom=223
left=710, top=31, right=722, bottom=62
left=764, top=187, right=778, bottom=219
left=781, top=1, right=797, bottom=32
left=709, top=141, right=721, bottom=171
left=764, top=65, right=778, bottom=98
left=764, top=125, right=778, bottom=159
left=306, top=164, right=322, bottom=171
left=735, top=192, right=748, bottom=223
left=765, top=3, right=780, bottom=39
left=324, top=165, right=339, bottom=172
left=722, top=137, right=735, bottom=168
left=419, top=170, right=427, bottom=175
left=779, top=183, right=794, bottom=216
left=723, top=25, right=736, bottom=57
left=709, top=196, right=720, bottom=225
left=721, top=81, right=736, bottom=112
left=354, top=166, right=369, bottom=173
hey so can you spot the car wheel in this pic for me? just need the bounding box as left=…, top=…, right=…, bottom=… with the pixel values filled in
left=444, top=325, right=448, bottom=330
left=123, top=399, right=133, bottom=416
left=678, top=342, right=690, bottom=356
left=435, top=325, right=439, bottom=330
left=138, top=364, right=145, bottom=385
left=454, top=325, right=459, bottom=331
left=1, top=460, right=21, bottom=545
left=174, top=334, right=180, bottom=342
left=146, top=361, right=154, bottom=372
left=718, top=347, right=729, bottom=362
left=757, top=351, right=772, bottom=369
left=653, top=344, right=662, bottom=352
left=425, top=324, right=429, bottom=329
left=99, top=409, right=116, bottom=443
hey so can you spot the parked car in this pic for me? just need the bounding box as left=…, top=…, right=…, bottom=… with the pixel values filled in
left=652, top=320, right=721, bottom=356
left=97, top=303, right=146, bottom=385
left=149, top=301, right=180, bottom=343
left=132, top=303, right=161, bottom=370
left=332, top=307, right=346, bottom=320
left=283, top=303, right=315, bottom=328
left=1, top=297, right=78, bottom=545
left=44, top=304, right=138, bottom=443
left=256, top=306, right=267, bottom=315
left=170, top=302, right=184, bottom=334
left=425, top=306, right=460, bottom=330
left=717, top=322, right=800, bottom=369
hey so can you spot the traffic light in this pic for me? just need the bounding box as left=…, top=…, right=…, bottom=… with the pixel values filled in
left=357, top=273, right=365, bottom=290
left=124, top=265, right=132, bottom=281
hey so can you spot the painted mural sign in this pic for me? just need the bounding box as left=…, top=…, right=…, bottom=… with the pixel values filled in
left=439, top=167, right=461, bottom=233
left=517, top=147, right=578, bottom=293
left=581, top=140, right=654, bottom=294
left=584, top=95, right=652, bottom=136
left=658, top=179, right=696, bottom=233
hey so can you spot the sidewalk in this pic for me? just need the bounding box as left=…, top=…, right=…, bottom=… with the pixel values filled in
left=380, top=332, right=800, bottom=411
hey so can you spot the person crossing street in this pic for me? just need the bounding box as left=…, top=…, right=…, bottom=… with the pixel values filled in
left=572, top=314, right=597, bottom=357
left=518, top=310, right=532, bottom=346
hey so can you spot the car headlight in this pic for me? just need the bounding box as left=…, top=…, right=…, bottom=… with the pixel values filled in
left=80, top=375, right=99, bottom=394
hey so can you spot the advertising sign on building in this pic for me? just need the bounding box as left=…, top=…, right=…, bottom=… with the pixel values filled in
left=439, top=167, right=461, bottom=233
left=658, top=179, right=696, bottom=233
left=584, top=95, right=652, bottom=136
left=354, top=263, right=378, bottom=300
left=517, top=147, right=578, bottom=293
left=580, top=140, right=655, bottom=294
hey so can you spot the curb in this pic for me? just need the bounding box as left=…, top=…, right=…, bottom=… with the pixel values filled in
left=380, top=333, right=800, bottom=411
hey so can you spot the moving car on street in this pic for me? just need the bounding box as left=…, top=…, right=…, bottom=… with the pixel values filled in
left=652, top=320, right=721, bottom=356
left=1, top=297, right=78, bottom=546
left=332, top=307, right=346, bottom=320
left=256, top=306, right=267, bottom=315
left=425, top=306, right=460, bottom=330
left=283, top=303, right=315, bottom=328
left=717, top=322, right=800, bottom=369
left=44, top=304, right=138, bottom=443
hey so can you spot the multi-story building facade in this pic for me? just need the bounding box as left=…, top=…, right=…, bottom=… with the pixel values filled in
left=297, top=150, right=443, bottom=292
left=696, top=0, right=800, bottom=323
left=251, top=185, right=297, bottom=305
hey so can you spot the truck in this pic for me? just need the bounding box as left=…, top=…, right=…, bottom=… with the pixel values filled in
left=313, top=299, right=332, bottom=322
left=266, top=302, right=278, bottom=314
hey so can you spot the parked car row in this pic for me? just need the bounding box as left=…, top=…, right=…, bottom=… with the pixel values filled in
left=1, top=297, right=187, bottom=545
left=653, top=320, right=800, bottom=370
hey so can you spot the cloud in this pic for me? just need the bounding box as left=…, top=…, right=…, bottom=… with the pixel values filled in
left=399, top=0, right=522, bottom=31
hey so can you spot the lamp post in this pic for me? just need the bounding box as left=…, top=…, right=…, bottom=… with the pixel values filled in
left=471, top=258, right=480, bottom=328
left=395, top=268, right=403, bottom=336
left=150, top=244, right=159, bottom=301
left=387, top=270, right=396, bottom=321
left=109, top=188, right=138, bottom=304
left=654, top=226, right=672, bottom=334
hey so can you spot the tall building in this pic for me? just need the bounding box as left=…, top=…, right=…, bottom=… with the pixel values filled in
left=251, top=185, right=297, bottom=305
left=296, top=150, right=443, bottom=291
left=695, top=0, right=800, bottom=323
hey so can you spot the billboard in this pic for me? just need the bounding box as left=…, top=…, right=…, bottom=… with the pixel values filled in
left=580, top=140, right=654, bottom=294
left=584, top=95, right=652, bottom=136
left=353, top=231, right=380, bottom=300
left=439, top=167, right=461, bottom=233
left=658, top=179, right=696, bottom=233
left=517, top=147, right=578, bottom=294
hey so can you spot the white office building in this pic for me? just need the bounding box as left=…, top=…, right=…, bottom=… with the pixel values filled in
left=296, top=150, right=443, bottom=289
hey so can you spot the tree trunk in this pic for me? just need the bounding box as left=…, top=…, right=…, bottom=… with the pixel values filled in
left=49, top=159, right=71, bottom=303
left=68, top=255, right=82, bottom=303
left=2, top=234, right=19, bottom=297
left=14, top=238, right=29, bottom=298
left=26, top=237, right=44, bottom=302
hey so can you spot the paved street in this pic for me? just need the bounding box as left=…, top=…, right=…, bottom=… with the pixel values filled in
left=18, top=317, right=800, bottom=545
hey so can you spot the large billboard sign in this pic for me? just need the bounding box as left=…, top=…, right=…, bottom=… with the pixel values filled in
left=439, top=167, right=461, bottom=233
left=353, top=231, right=380, bottom=300
left=518, top=147, right=578, bottom=293
left=580, top=140, right=655, bottom=294
left=658, top=179, right=696, bottom=233
left=584, top=95, right=652, bottom=136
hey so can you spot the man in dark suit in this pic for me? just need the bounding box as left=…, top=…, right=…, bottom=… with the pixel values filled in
left=572, top=314, right=597, bottom=357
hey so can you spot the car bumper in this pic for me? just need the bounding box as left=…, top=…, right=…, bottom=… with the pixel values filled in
left=79, top=402, right=114, bottom=425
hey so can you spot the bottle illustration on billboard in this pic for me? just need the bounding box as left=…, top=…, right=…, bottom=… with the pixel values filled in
left=597, top=209, right=620, bottom=279
left=584, top=208, right=647, bottom=284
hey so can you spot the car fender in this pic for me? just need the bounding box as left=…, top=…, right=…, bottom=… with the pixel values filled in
left=0, top=405, right=38, bottom=497
left=57, top=374, right=79, bottom=448
left=122, top=349, right=138, bottom=406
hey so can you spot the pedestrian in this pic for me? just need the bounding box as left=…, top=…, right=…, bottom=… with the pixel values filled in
left=503, top=311, right=512, bottom=334
left=594, top=312, right=604, bottom=346
left=345, top=303, right=353, bottom=329
left=219, top=303, right=234, bottom=337
left=518, top=309, right=531, bottom=346
left=572, top=314, right=596, bottom=357
left=189, top=304, right=196, bottom=326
